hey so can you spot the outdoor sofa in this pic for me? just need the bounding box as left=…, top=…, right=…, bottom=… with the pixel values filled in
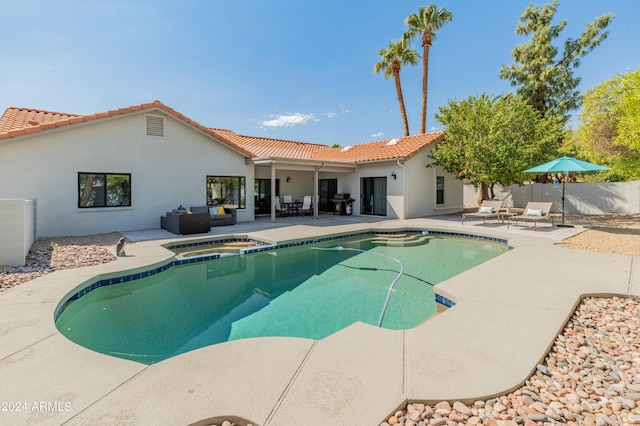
left=161, top=211, right=210, bottom=235
left=190, top=205, right=237, bottom=227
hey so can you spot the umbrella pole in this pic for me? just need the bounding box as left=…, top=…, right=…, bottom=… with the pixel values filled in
left=562, top=179, right=565, bottom=224
left=557, top=177, right=574, bottom=228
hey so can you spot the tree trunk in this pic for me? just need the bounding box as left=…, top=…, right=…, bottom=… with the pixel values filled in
left=477, top=182, right=489, bottom=204
left=393, top=69, right=410, bottom=136
left=420, top=33, right=432, bottom=134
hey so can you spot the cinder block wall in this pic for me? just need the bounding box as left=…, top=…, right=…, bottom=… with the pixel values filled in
left=464, top=181, right=640, bottom=214
left=0, top=199, right=35, bottom=267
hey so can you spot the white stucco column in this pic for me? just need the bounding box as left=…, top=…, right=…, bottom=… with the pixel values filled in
left=313, top=168, right=319, bottom=219
left=271, top=164, right=277, bottom=222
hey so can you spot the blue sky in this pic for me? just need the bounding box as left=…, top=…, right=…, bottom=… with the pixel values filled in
left=1, top=0, right=638, bottom=146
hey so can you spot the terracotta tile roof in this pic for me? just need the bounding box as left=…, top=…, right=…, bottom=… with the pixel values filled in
left=0, top=101, right=254, bottom=157
left=0, top=101, right=444, bottom=164
left=0, top=107, right=80, bottom=133
left=209, top=128, right=332, bottom=159
left=310, top=132, right=445, bottom=163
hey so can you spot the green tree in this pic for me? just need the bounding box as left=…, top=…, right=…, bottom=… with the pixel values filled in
left=563, top=67, right=640, bottom=180
left=403, top=4, right=453, bottom=134
left=432, top=94, right=562, bottom=200
left=374, top=40, right=420, bottom=136
left=618, top=68, right=640, bottom=151
left=500, top=0, right=614, bottom=126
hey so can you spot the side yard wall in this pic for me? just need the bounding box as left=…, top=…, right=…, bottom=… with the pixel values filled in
left=464, top=181, right=640, bottom=214
left=0, top=199, right=35, bottom=266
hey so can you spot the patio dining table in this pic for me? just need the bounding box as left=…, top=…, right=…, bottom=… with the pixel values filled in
left=283, top=201, right=302, bottom=216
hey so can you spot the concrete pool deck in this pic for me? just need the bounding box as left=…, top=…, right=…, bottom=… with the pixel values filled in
left=0, top=216, right=638, bottom=425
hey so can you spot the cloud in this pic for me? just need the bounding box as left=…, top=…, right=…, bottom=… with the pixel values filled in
left=261, top=113, right=316, bottom=128
left=325, top=112, right=337, bottom=119
left=371, top=132, right=384, bottom=138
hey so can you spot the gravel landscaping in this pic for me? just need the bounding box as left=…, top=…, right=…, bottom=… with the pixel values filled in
left=382, top=296, right=640, bottom=426
left=0, top=232, right=122, bottom=291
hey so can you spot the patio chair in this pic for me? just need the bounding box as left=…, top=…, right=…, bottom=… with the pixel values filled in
left=283, top=195, right=293, bottom=204
left=461, top=200, right=503, bottom=226
left=275, top=197, right=286, bottom=216
left=300, top=195, right=313, bottom=216
left=507, top=202, right=554, bottom=230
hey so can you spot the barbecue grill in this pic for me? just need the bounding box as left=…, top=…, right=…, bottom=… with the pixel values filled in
left=331, top=193, right=354, bottom=215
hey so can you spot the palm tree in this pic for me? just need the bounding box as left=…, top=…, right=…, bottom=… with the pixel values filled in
left=374, top=40, right=420, bottom=136
left=404, top=5, right=453, bottom=134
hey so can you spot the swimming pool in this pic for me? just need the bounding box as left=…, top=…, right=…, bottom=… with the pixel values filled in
left=55, top=231, right=507, bottom=364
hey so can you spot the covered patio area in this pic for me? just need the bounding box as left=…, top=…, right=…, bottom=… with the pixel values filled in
left=252, top=158, right=357, bottom=222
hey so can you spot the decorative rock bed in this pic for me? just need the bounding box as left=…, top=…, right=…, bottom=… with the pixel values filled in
left=381, top=296, right=640, bottom=426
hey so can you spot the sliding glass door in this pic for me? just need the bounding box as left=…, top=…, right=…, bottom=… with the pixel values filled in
left=360, top=177, right=387, bottom=216
left=318, top=179, right=337, bottom=212
left=254, top=179, right=279, bottom=214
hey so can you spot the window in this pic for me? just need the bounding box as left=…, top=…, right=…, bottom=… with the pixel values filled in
left=436, top=176, right=445, bottom=205
left=78, top=173, right=131, bottom=208
left=207, top=176, right=246, bottom=209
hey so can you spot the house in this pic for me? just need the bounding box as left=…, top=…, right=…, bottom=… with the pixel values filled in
left=0, top=100, right=462, bottom=240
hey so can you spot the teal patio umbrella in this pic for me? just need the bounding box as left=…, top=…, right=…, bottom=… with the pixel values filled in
left=523, top=156, right=610, bottom=226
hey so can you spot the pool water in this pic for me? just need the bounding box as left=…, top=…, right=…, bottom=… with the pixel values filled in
left=56, top=233, right=507, bottom=364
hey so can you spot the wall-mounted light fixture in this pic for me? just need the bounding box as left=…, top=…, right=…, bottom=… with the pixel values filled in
left=286, top=176, right=291, bottom=183
left=391, top=172, right=397, bottom=180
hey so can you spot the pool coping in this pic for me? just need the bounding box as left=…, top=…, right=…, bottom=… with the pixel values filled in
left=0, top=218, right=638, bottom=425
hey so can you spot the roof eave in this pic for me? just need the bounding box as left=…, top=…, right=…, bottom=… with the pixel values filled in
left=252, top=156, right=358, bottom=170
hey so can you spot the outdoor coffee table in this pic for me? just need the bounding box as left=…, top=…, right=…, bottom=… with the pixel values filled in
left=499, top=212, right=517, bottom=224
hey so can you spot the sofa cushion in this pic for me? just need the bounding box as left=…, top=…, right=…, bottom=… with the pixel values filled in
left=189, top=206, right=209, bottom=215
left=215, top=213, right=232, bottom=219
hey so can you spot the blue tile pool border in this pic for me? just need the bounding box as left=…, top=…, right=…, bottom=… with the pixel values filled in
left=55, top=230, right=507, bottom=319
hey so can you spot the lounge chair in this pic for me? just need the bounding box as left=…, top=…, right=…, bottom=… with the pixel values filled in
left=507, top=202, right=554, bottom=230
left=461, top=200, right=503, bottom=226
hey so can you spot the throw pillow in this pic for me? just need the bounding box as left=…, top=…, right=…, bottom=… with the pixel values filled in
left=209, top=207, right=217, bottom=216
left=526, top=209, right=543, bottom=217
left=217, top=206, right=226, bottom=215
left=479, top=206, right=494, bottom=214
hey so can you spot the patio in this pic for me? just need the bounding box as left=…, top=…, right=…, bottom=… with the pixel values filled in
left=0, top=214, right=638, bottom=425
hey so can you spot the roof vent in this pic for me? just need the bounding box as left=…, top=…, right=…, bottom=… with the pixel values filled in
left=386, top=138, right=400, bottom=146
left=28, top=119, right=39, bottom=126
left=340, top=145, right=353, bottom=152
left=146, top=115, right=164, bottom=137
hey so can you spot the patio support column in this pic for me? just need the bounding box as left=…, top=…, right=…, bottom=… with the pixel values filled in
left=313, top=165, right=322, bottom=219
left=271, top=164, right=277, bottom=222
left=398, top=160, right=408, bottom=219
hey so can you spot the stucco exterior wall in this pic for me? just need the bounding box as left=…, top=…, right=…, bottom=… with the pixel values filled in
left=0, top=112, right=253, bottom=237
left=328, top=164, right=396, bottom=218
left=324, top=148, right=462, bottom=220
left=404, top=148, right=463, bottom=218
